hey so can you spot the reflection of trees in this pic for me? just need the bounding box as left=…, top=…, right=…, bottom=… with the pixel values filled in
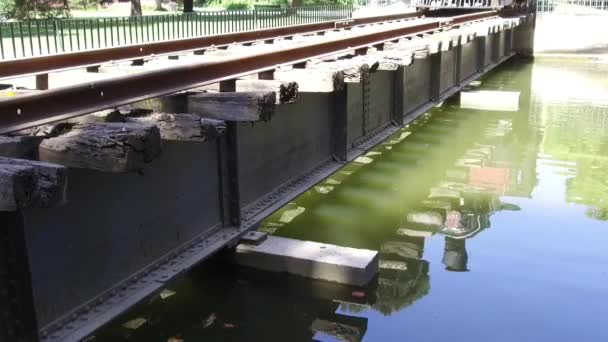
left=538, top=100, right=608, bottom=220
left=94, top=262, right=371, bottom=342
left=566, top=163, right=608, bottom=220
left=373, top=258, right=430, bottom=315
left=261, top=71, right=538, bottom=318
left=374, top=234, right=430, bottom=315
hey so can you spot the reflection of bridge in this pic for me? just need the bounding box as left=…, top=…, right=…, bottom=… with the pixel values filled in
left=535, top=0, right=608, bottom=53
left=259, top=68, right=538, bottom=319
left=537, top=0, right=608, bottom=12
left=93, top=263, right=372, bottom=342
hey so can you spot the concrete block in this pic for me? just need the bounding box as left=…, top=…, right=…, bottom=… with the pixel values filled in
left=236, top=236, right=378, bottom=286
left=460, top=90, right=520, bottom=111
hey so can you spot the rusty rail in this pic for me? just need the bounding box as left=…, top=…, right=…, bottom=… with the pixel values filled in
left=0, top=10, right=496, bottom=134
left=0, top=12, right=423, bottom=80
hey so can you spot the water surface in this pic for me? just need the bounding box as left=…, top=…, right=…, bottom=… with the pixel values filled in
left=93, top=59, right=608, bottom=342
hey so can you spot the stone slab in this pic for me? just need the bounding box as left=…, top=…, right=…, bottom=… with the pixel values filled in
left=236, top=236, right=378, bottom=286
left=460, top=90, right=521, bottom=111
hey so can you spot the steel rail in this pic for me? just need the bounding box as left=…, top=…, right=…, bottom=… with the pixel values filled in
left=0, top=12, right=424, bottom=80
left=0, top=11, right=496, bottom=134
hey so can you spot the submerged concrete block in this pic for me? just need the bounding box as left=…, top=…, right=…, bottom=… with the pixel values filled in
left=236, top=236, right=378, bottom=286
left=461, top=90, right=520, bottom=112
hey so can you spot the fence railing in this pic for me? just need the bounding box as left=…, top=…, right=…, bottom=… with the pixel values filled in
left=0, top=5, right=353, bottom=60
left=537, top=0, right=608, bottom=12
left=355, top=0, right=405, bottom=7
left=413, top=0, right=497, bottom=7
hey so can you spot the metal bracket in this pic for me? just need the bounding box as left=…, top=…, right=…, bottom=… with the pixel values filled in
left=361, top=65, right=372, bottom=136
left=391, top=66, right=405, bottom=126
left=1, top=211, right=39, bottom=342
left=476, top=35, right=487, bottom=73
left=454, top=42, right=463, bottom=86
left=504, top=28, right=513, bottom=56
left=491, top=32, right=501, bottom=64
left=217, top=122, right=242, bottom=227
left=430, top=46, right=442, bottom=102
left=332, top=85, right=348, bottom=162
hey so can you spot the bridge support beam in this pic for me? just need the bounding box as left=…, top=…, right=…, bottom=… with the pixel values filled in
left=476, top=34, right=487, bottom=72
left=514, top=11, right=537, bottom=58
left=1, top=211, right=39, bottom=342
left=332, top=86, right=348, bottom=161
left=391, top=66, right=405, bottom=127
left=218, top=122, right=242, bottom=227
left=430, top=47, right=442, bottom=102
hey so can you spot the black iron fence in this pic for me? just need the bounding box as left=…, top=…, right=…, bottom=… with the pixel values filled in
left=0, top=5, right=353, bottom=60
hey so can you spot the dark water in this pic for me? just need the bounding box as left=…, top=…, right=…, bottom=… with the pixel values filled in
left=92, top=59, right=608, bottom=342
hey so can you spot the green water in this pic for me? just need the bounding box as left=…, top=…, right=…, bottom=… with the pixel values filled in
left=93, top=58, right=608, bottom=342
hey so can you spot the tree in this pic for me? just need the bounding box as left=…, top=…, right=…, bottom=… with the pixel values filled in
left=130, top=0, right=142, bottom=16
left=183, top=0, right=192, bottom=12
left=155, top=0, right=164, bottom=11
left=0, top=0, right=70, bottom=19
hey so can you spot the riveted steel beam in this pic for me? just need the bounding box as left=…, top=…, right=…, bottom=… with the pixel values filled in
left=392, top=66, right=405, bottom=126
left=0, top=211, right=39, bottom=342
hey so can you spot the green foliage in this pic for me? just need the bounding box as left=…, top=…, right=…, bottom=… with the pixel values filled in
left=302, top=0, right=354, bottom=5
left=199, top=0, right=252, bottom=9
left=0, top=0, right=71, bottom=19
left=0, top=0, right=15, bottom=18
left=195, top=0, right=349, bottom=8
left=225, top=0, right=249, bottom=9
left=70, top=0, right=98, bottom=10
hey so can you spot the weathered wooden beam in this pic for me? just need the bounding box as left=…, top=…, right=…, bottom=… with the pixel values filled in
left=274, top=68, right=344, bottom=93
left=38, top=123, right=161, bottom=173
left=0, top=157, right=67, bottom=211
left=132, top=93, right=188, bottom=113
left=129, top=113, right=226, bottom=142
left=0, top=136, right=41, bottom=159
left=190, top=75, right=296, bottom=97
left=187, top=91, right=276, bottom=122
left=235, top=79, right=299, bottom=104
left=305, top=58, right=379, bottom=83
left=365, top=47, right=413, bottom=71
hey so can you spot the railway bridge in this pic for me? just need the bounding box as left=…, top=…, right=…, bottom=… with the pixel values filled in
left=0, top=3, right=536, bottom=342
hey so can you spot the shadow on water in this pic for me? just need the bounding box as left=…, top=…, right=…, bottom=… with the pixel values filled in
left=91, top=58, right=608, bottom=341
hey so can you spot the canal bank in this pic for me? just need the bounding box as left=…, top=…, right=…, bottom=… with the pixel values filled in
left=91, top=57, right=608, bottom=342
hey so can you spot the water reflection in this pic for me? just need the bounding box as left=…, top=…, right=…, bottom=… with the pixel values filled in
left=93, top=59, right=608, bottom=341
left=93, top=261, right=375, bottom=342
left=257, top=64, right=540, bottom=323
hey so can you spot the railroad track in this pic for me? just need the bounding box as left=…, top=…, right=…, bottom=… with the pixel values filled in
left=0, top=12, right=422, bottom=80
left=0, top=10, right=516, bottom=134
left=0, top=8, right=530, bottom=342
